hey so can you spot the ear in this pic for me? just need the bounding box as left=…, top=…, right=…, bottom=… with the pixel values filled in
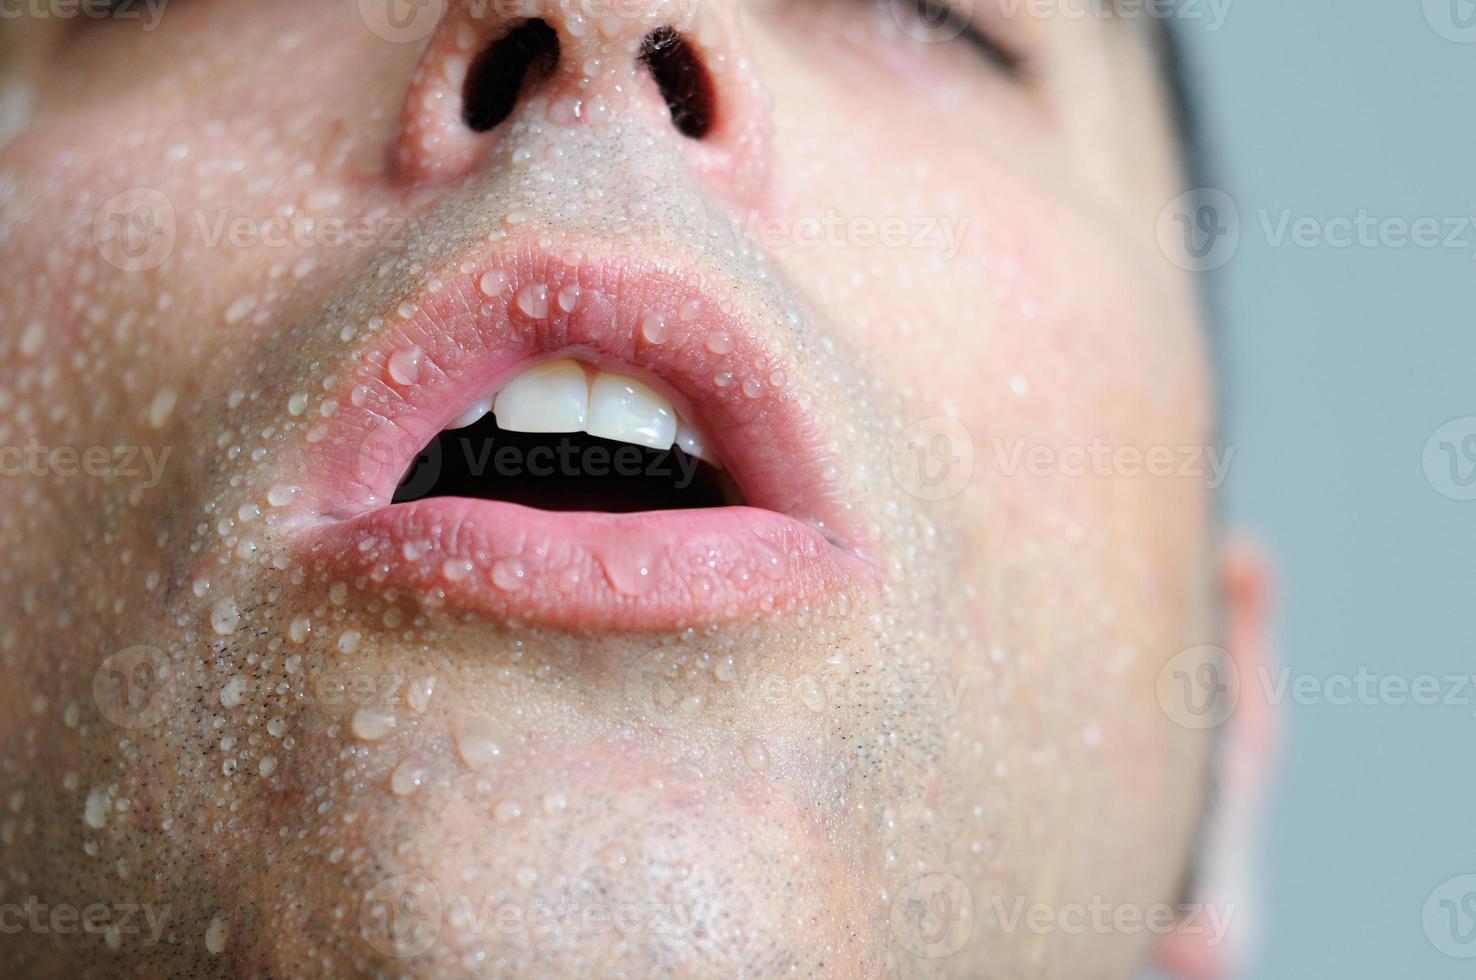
left=1154, top=535, right=1279, bottom=980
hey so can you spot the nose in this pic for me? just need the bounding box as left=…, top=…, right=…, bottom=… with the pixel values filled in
left=392, top=0, right=770, bottom=205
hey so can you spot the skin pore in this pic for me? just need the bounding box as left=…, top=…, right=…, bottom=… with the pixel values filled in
left=0, top=1, right=1226, bottom=976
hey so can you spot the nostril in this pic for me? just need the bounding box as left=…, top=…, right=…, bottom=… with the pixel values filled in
left=640, top=27, right=714, bottom=140
left=463, top=19, right=561, bottom=133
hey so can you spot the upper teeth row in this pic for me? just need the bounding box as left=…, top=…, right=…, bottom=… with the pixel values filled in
left=448, top=359, right=711, bottom=462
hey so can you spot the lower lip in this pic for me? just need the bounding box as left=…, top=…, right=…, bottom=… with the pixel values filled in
left=299, top=498, right=872, bottom=631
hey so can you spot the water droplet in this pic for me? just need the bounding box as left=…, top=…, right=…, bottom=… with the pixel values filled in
left=598, top=843, right=627, bottom=875
left=225, top=294, right=256, bottom=324
left=493, top=799, right=523, bottom=823
left=600, top=552, right=653, bottom=596
left=350, top=706, right=397, bottom=741
left=741, top=737, right=770, bottom=772
left=541, top=792, right=567, bottom=815
left=205, top=912, right=229, bottom=955
left=454, top=719, right=502, bottom=770
left=640, top=311, right=670, bottom=344
left=19, top=321, right=44, bottom=357
left=678, top=298, right=703, bottom=322
left=390, top=759, right=429, bottom=796
left=258, top=756, right=278, bottom=777
left=148, top=388, right=177, bottom=429
left=557, top=284, right=582, bottom=313
left=705, top=330, right=733, bottom=355
left=220, top=676, right=248, bottom=709
left=442, top=558, right=472, bottom=582
left=478, top=270, right=507, bottom=297
left=388, top=346, right=423, bottom=385
left=406, top=675, right=436, bottom=713
left=267, top=484, right=300, bottom=507
left=83, top=785, right=111, bottom=829
left=491, top=558, right=526, bottom=591
left=287, top=392, right=309, bottom=416
left=209, top=596, right=240, bottom=634
left=515, top=283, right=549, bottom=319
left=798, top=677, right=826, bottom=713
left=337, top=630, right=362, bottom=654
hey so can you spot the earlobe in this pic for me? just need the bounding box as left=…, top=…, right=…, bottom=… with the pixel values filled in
left=1155, top=534, right=1279, bottom=980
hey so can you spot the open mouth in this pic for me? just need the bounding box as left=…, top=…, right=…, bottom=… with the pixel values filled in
left=292, top=244, right=875, bottom=630
left=394, top=358, right=745, bottom=512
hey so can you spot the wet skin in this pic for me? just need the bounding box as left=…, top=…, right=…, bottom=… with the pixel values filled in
left=0, top=1, right=1218, bottom=976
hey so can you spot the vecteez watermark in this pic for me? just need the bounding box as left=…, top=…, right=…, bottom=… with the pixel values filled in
left=1423, top=416, right=1476, bottom=501
left=991, top=436, right=1235, bottom=489
left=994, top=0, right=1234, bottom=31
left=0, top=897, right=172, bottom=947
left=359, top=874, right=703, bottom=958
left=624, top=645, right=972, bottom=731
left=0, top=440, right=171, bottom=488
left=382, top=432, right=706, bottom=502
left=0, top=0, right=168, bottom=30
left=987, top=895, right=1236, bottom=945
left=1158, top=188, right=1476, bottom=272
left=357, top=0, right=703, bottom=44
left=730, top=208, right=971, bottom=261
left=1157, top=645, right=1476, bottom=730
left=1425, top=873, right=1476, bottom=958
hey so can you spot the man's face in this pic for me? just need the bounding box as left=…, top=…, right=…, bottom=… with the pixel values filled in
left=0, top=1, right=1215, bottom=975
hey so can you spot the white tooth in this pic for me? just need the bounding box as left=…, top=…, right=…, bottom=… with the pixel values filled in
left=449, top=395, right=493, bottom=429
left=493, top=359, right=588, bottom=432
left=587, top=371, right=677, bottom=450
left=674, top=420, right=715, bottom=466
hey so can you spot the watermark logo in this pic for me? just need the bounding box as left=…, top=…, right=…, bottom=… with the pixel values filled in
left=1424, top=874, right=1476, bottom=957
left=93, top=645, right=174, bottom=729
left=361, top=874, right=443, bottom=958
left=1425, top=0, right=1476, bottom=42
left=0, top=0, right=169, bottom=30
left=0, top=441, right=171, bottom=487
left=359, top=0, right=447, bottom=43
left=987, top=895, right=1234, bottom=944
left=1156, top=645, right=1239, bottom=730
left=623, top=647, right=709, bottom=730
left=0, top=897, right=171, bottom=946
left=991, top=437, right=1234, bottom=489
left=1157, top=188, right=1240, bottom=272
left=355, top=421, right=439, bottom=500
left=1423, top=417, right=1476, bottom=501
left=891, top=873, right=974, bottom=958
left=890, top=417, right=975, bottom=501
left=359, top=873, right=702, bottom=957
left=93, top=187, right=176, bottom=273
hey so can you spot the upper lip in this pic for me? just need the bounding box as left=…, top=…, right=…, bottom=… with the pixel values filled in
left=281, top=239, right=878, bottom=630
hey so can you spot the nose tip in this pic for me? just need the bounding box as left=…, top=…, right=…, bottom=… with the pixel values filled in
left=392, top=2, right=769, bottom=205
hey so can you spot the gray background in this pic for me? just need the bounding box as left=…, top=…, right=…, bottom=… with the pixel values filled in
left=1178, top=1, right=1476, bottom=976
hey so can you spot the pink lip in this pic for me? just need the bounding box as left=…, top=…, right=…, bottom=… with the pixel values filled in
left=290, top=243, right=877, bottom=631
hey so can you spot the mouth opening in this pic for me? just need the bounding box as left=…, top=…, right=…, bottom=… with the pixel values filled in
left=394, top=412, right=744, bottom=512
